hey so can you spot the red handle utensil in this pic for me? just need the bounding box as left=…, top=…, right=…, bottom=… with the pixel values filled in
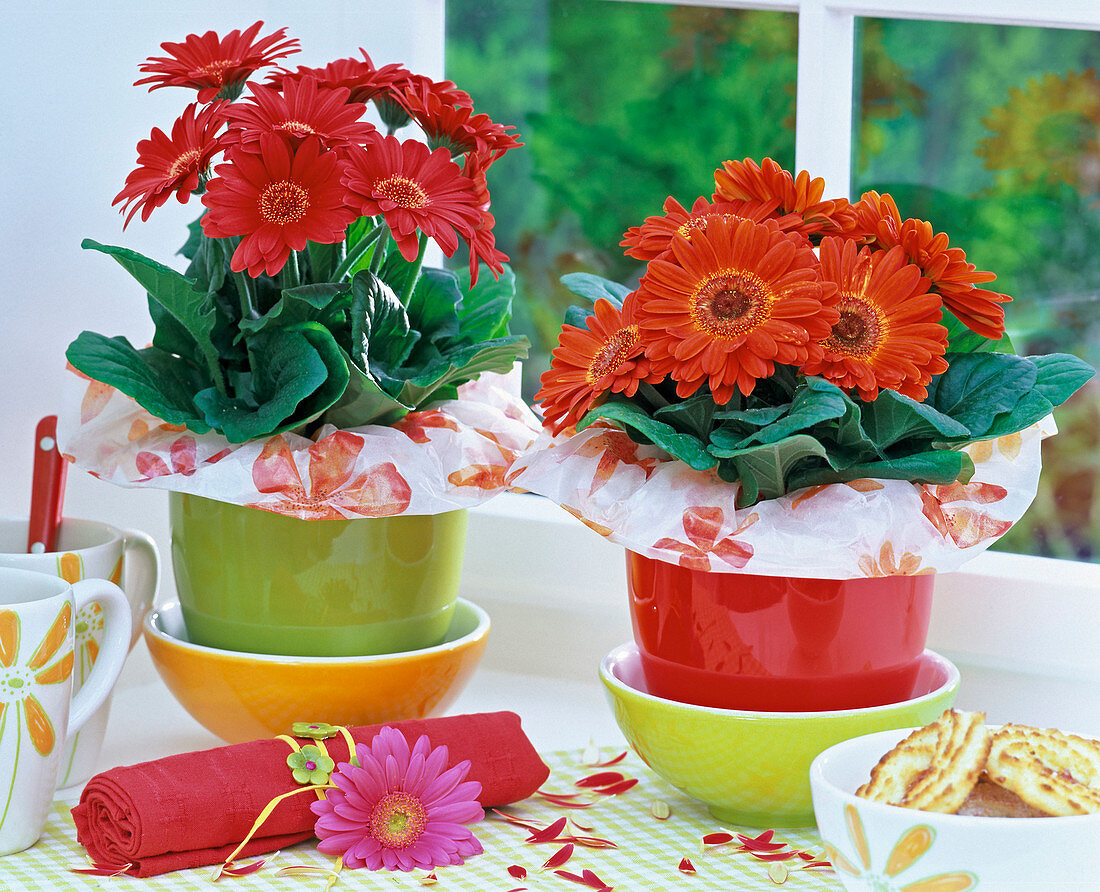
left=27, top=415, right=68, bottom=553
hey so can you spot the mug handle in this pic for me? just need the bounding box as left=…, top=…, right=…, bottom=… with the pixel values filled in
left=67, top=579, right=132, bottom=735
left=120, top=528, right=159, bottom=647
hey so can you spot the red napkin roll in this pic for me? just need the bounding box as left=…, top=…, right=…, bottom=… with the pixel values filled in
left=72, top=711, right=548, bottom=877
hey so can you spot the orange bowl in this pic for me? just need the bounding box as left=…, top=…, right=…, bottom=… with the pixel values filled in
left=144, top=598, right=489, bottom=743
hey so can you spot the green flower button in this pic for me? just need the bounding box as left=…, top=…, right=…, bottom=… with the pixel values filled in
left=292, top=721, right=339, bottom=740
left=287, top=745, right=335, bottom=785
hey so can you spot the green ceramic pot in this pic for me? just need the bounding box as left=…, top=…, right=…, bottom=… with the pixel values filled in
left=169, top=493, right=468, bottom=657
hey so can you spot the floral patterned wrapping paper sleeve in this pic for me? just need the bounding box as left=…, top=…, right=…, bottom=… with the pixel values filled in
left=506, top=418, right=1053, bottom=578
left=55, top=369, right=540, bottom=519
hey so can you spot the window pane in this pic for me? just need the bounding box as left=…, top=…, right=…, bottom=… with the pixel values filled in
left=853, top=19, right=1100, bottom=562
left=446, top=0, right=797, bottom=395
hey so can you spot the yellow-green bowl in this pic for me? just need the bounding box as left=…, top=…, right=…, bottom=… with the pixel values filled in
left=600, top=642, right=959, bottom=828
left=145, top=598, right=489, bottom=743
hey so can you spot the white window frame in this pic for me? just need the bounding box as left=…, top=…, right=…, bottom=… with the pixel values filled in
left=438, top=0, right=1100, bottom=681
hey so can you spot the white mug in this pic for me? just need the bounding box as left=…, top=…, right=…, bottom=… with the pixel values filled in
left=0, top=567, right=130, bottom=854
left=0, top=518, right=158, bottom=787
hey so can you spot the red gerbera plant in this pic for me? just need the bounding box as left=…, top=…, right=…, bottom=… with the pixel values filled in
left=399, top=78, right=523, bottom=156
left=68, top=25, right=527, bottom=447
left=113, top=101, right=229, bottom=227
left=533, top=156, right=1092, bottom=507
left=135, top=21, right=300, bottom=103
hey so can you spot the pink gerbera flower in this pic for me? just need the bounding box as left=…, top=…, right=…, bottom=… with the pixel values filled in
left=310, top=727, right=484, bottom=872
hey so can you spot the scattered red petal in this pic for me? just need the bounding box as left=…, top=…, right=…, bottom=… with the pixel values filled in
left=736, top=833, right=787, bottom=852
left=538, top=788, right=588, bottom=799
left=593, top=751, right=629, bottom=767
left=526, top=816, right=569, bottom=843
left=538, top=794, right=600, bottom=809
left=561, top=835, right=618, bottom=849
left=71, top=864, right=133, bottom=877
left=492, top=809, right=546, bottom=832
left=508, top=865, right=528, bottom=879
left=420, top=871, right=439, bottom=885
left=748, top=830, right=776, bottom=845
left=211, top=856, right=271, bottom=881
left=506, top=889, right=528, bottom=892
left=276, top=866, right=332, bottom=875
left=749, top=850, right=801, bottom=862
left=802, top=861, right=834, bottom=870
left=575, top=771, right=626, bottom=788
left=796, top=851, right=815, bottom=861
left=702, top=832, right=736, bottom=846
left=570, top=818, right=595, bottom=832
left=582, top=868, right=614, bottom=890
left=595, top=778, right=639, bottom=796
left=542, top=843, right=575, bottom=870
left=679, top=857, right=696, bottom=874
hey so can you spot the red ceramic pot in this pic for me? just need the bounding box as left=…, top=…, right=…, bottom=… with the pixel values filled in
left=626, top=551, right=934, bottom=712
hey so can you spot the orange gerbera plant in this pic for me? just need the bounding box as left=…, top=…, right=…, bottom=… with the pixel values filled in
left=534, top=157, right=1093, bottom=507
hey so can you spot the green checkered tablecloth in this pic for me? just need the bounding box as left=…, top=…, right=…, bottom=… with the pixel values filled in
left=1, top=749, right=841, bottom=890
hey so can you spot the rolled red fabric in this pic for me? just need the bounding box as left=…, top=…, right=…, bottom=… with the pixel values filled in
left=72, top=711, right=548, bottom=877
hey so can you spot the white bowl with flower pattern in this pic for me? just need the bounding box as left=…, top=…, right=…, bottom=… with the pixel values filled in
left=810, top=726, right=1100, bottom=890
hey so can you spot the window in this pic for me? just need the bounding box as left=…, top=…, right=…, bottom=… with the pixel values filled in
left=445, top=0, right=1100, bottom=563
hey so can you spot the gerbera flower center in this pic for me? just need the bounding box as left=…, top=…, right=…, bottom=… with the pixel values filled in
left=374, top=175, right=429, bottom=209
left=692, top=270, right=771, bottom=339
left=197, top=59, right=238, bottom=78
left=675, top=213, right=741, bottom=243
left=369, top=792, right=428, bottom=849
left=167, top=149, right=201, bottom=178
left=825, top=297, right=885, bottom=357
left=259, top=179, right=310, bottom=225
left=278, top=119, right=318, bottom=137
left=586, top=325, right=640, bottom=385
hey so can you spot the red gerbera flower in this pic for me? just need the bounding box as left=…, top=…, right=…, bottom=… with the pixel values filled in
left=852, top=191, right=1010, bottom=340
left=223, top=76, right=376, bottom=149
left=621, top=195, right=806, bottom=262
left=802, top=238, right=949, bottom=401
left=398, top=79, right=522, bottom=157
left=112, top=101, right=229, bottom=227
left=536, top=295, right=662, bottom=435
left=461, top=151, right=508, bottom=286
left=713, top=157, right=858, bottom=238
left=633, top=216, right=838, bottom=402
left=135, top=21, right=300, bottom=103
left=269, top=50, right=411, bottom=104
left=200, top=133, right=356, bottom=277
left=342, top=133, right=482, bottom=262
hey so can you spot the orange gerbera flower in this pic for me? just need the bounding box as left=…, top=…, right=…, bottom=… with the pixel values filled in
left=803, top=238, right=948, bottom=401
left=713, top=157, right=858, bottom=237
left=621, top=195, right=806, bottom=262
left=535, top=296, right=661, bottom=435
left=853, top=191, right=1010, bottom=340
left=633, top=216, right=837, bottom=402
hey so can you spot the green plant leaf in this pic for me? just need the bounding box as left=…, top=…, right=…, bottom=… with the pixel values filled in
left=306, top=241, right=342, bottom=283
left=787, top=449, right=974, bottom=491
left=82, top=239, right=222, bottom=385
left=811, top=379, right=883, bottom=463
left=577, top=399, right=715, bottom=470
left=716, top=435, right=831, bottom=507
left=653, top=392, right=717, bottom=440
left=349, top=270, right=418, bottom=371
left=727, top=380, right=848, bottom=448
left=1028, top=352, right=1095, bottom=408
left=859, top=388, right=972, bottom=448
left=925, top=352, right=1037, bottom=438
left=395, top=336, right=529, bottom=409
left=560, top=272, right=630, bottom=308
left=563, top=304, right=593, bottom=329
left=239, top=283, right=347, bottom=334
left=455, top=264, right=517, bottom=343
left=178, top=216, right=204, bottom=262
left=65, top=333, right=211, bottom=432
left=323, top=349, right=414, bottom=429
left=194, top=324, right=349, bottom=443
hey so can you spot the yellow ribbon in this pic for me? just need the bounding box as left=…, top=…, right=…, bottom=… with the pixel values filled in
left=217, top=724, right=359, bottom=875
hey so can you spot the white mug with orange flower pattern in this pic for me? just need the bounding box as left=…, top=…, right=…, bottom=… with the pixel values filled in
left=0, top=567, right=130, bottom=855
left=0, top=518, right=158, bottom=788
